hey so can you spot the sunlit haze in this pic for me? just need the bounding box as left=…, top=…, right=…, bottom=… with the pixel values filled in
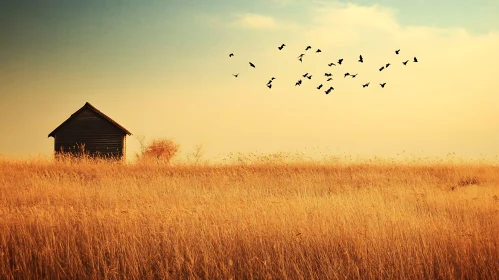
left=1, top=0, right=499, bottom=162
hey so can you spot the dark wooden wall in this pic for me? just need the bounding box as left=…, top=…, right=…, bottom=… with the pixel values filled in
left=53, top=108, right=126, bottom=159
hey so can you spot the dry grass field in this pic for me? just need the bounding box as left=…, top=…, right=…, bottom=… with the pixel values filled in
left=1, top=154, right=498, bottom=279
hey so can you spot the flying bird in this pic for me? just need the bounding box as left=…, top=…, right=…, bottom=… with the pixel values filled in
left=338, top=58, right=344, bottom=65
left=306, top=75, right=312, bottom=79
left=344, top=73, right=350, bottom=78
left=358, top=55, right=363, bottom=63
left=402, top=60, right=409, bottom=65
left=305, top=46, right=312, bottom=50
left=351, top=73, right=358, bottom=78
left=325, top=86, right=334, bottom=94
left=232, top=73, right=239, bottom=77
left=316, top=49, right=322, bottom=53
left=229, top=53, right=234, bottom=57
left=298, top=54, right=305, bottom=58
left=385, top=63, right=390, bottom=68
left=327, top=77, right=333, bottom=81
left=379, top=66, right=385, bottom=71
left=362, top=82, right=370, bottom=88
left=380, top=82, right=386, bottom=88
left=267, top=83, right=272, bottom=89
left=413, top=57, right=418, bottom=62
left=278, top=44, right=286, bottom=50
left=395, top=49, right=400, bottom=54
left=295, top=79, right=302, bottom=86
left=298, top=57, right=303, bottom=63
left=325, top=73, right=332, bottom=77
left=317, top=84, right=323, bottom=90
left=302, top=73, right=309, bottom=77
left=328, top=62, right=336, bottom=67
left=249, top=62, right=255, bottom=68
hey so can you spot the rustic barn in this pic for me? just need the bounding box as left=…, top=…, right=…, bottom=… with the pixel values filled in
left=48, top=102, right=132, bottom=160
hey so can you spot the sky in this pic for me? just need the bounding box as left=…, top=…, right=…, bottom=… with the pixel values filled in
left=1, top=0, right=499, bottom=162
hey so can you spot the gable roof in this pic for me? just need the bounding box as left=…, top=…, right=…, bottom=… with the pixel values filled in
left=48, top=102, right=132, bottom=137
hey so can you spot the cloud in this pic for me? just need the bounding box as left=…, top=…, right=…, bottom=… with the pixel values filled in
left=222, top=12, right=302, bottom=30
left=270, top=0, right=299, bottom=7
left=230, top=13, right=279, bottom=29
left=302, top=3, right=401, bottom=46
left=196, top=13, right=278, bottom=30
left=270, top=0, right=291, bottom=6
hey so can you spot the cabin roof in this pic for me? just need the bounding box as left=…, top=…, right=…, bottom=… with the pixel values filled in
left=48, top=102, right=132, bottom=137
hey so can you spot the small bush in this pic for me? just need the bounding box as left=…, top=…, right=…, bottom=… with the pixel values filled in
left=136, top=138, right=180, bottom=164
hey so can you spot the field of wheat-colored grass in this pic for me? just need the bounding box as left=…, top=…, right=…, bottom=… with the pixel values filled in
left=0, top=154, right=498, bottom=279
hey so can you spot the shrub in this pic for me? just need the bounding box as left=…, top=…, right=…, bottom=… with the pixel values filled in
left=136, top=138, right=180, bottom=165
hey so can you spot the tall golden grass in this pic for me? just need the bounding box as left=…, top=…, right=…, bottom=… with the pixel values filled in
left=0, top=153, right=498, bottom=279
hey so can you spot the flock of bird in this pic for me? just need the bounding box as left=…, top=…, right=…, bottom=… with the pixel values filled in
left=229, top=44, right=419, bottom=94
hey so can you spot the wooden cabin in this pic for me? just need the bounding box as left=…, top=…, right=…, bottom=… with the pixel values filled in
left=48, top=102, right=132, bottom=160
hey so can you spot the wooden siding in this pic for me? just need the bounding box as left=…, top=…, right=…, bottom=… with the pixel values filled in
left=53, top=108, right=126, bottom=158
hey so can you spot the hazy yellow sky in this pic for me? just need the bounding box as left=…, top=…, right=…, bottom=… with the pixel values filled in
left=1, top=0, right=498, bottom=162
